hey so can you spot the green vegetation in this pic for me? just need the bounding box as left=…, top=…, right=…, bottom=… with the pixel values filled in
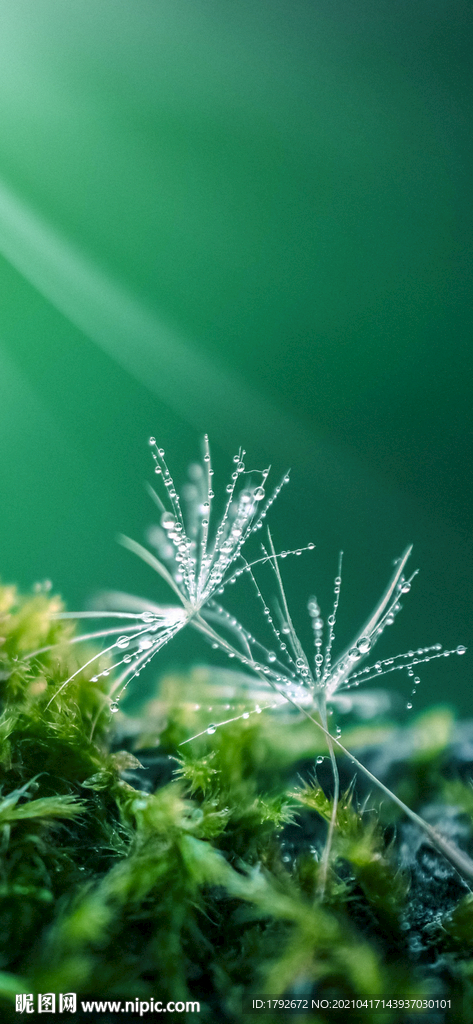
left=0, top=582, right=471, bottom=1022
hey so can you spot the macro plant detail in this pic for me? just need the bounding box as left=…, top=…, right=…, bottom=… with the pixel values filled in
left=40, top=435, right=301, bottom=711
left=35, top=436, right=471, bottom=884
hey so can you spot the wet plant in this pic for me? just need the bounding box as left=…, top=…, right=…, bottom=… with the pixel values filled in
left=37, top=436, right=300, bottom=713
left=30, top=436, right=470, bottom=887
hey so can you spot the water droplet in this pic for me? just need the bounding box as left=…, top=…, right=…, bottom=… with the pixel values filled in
left=356, top=636, right=371, bottom=654
left=327, top=614, right=335, bottom=626
left=295, top=658, right=305, bottom=669
left=242, top=712, right=250, bottom=719
left=457, top=645, right=467, bottom=655
left=110, top=702, right=119, bottom=713
left=406, top=702, right=413, bottom=710
left=161, top=512, right=175, bottom=529
left=316, top=756, right=324, bottom=765
left=268, top=652, right=277, bottom=663
left=116, top=636, right=130, bottom=649
left=148, top=436, right=156, bottom=445
left=255, top=705, right=262, bottom=714
left=334, top=576, right=342, bottom=585
left=226, top=483, right=233, bottom=493
left=399, top=581, right=411, bottom=594
left=348, top=648, right=362, bottom=660
left=308, top=542, right=315, bottom=550
left=207, top=724, right=217, bottom=735
left=315, top=653, right=323, bottom=666
left=253, top=486, right=265, bottom=500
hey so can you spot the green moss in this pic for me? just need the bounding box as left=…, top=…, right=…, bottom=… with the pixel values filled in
left=0, top=582, right=471, bottom=1022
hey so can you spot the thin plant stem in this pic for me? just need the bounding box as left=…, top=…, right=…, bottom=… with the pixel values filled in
left=192, top=613, right=473, bottom=883
left=283, top=692, right=473, bottom=885
left=317, top=697, right=340, bottom=898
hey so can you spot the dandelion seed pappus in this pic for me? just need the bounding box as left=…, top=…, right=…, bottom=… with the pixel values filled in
left=27, top=435, right=473, bottom=884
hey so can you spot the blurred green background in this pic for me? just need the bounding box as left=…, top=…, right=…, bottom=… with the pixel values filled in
left=0, top=0, right=471, bottom=710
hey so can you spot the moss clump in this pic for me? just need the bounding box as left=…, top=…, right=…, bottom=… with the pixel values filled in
left=0, top=583, right=471, bottom=1022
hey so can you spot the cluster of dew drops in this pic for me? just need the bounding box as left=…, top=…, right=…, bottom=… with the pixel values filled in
left=145, top=436, right=290, bottom=603
left=201, top=552, right=468, bottom=742
left=100, top=439, right=467, bottom=728
left=308, top=565, right=467, bottom=720
left=100, top=437, right=298, bottom=718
